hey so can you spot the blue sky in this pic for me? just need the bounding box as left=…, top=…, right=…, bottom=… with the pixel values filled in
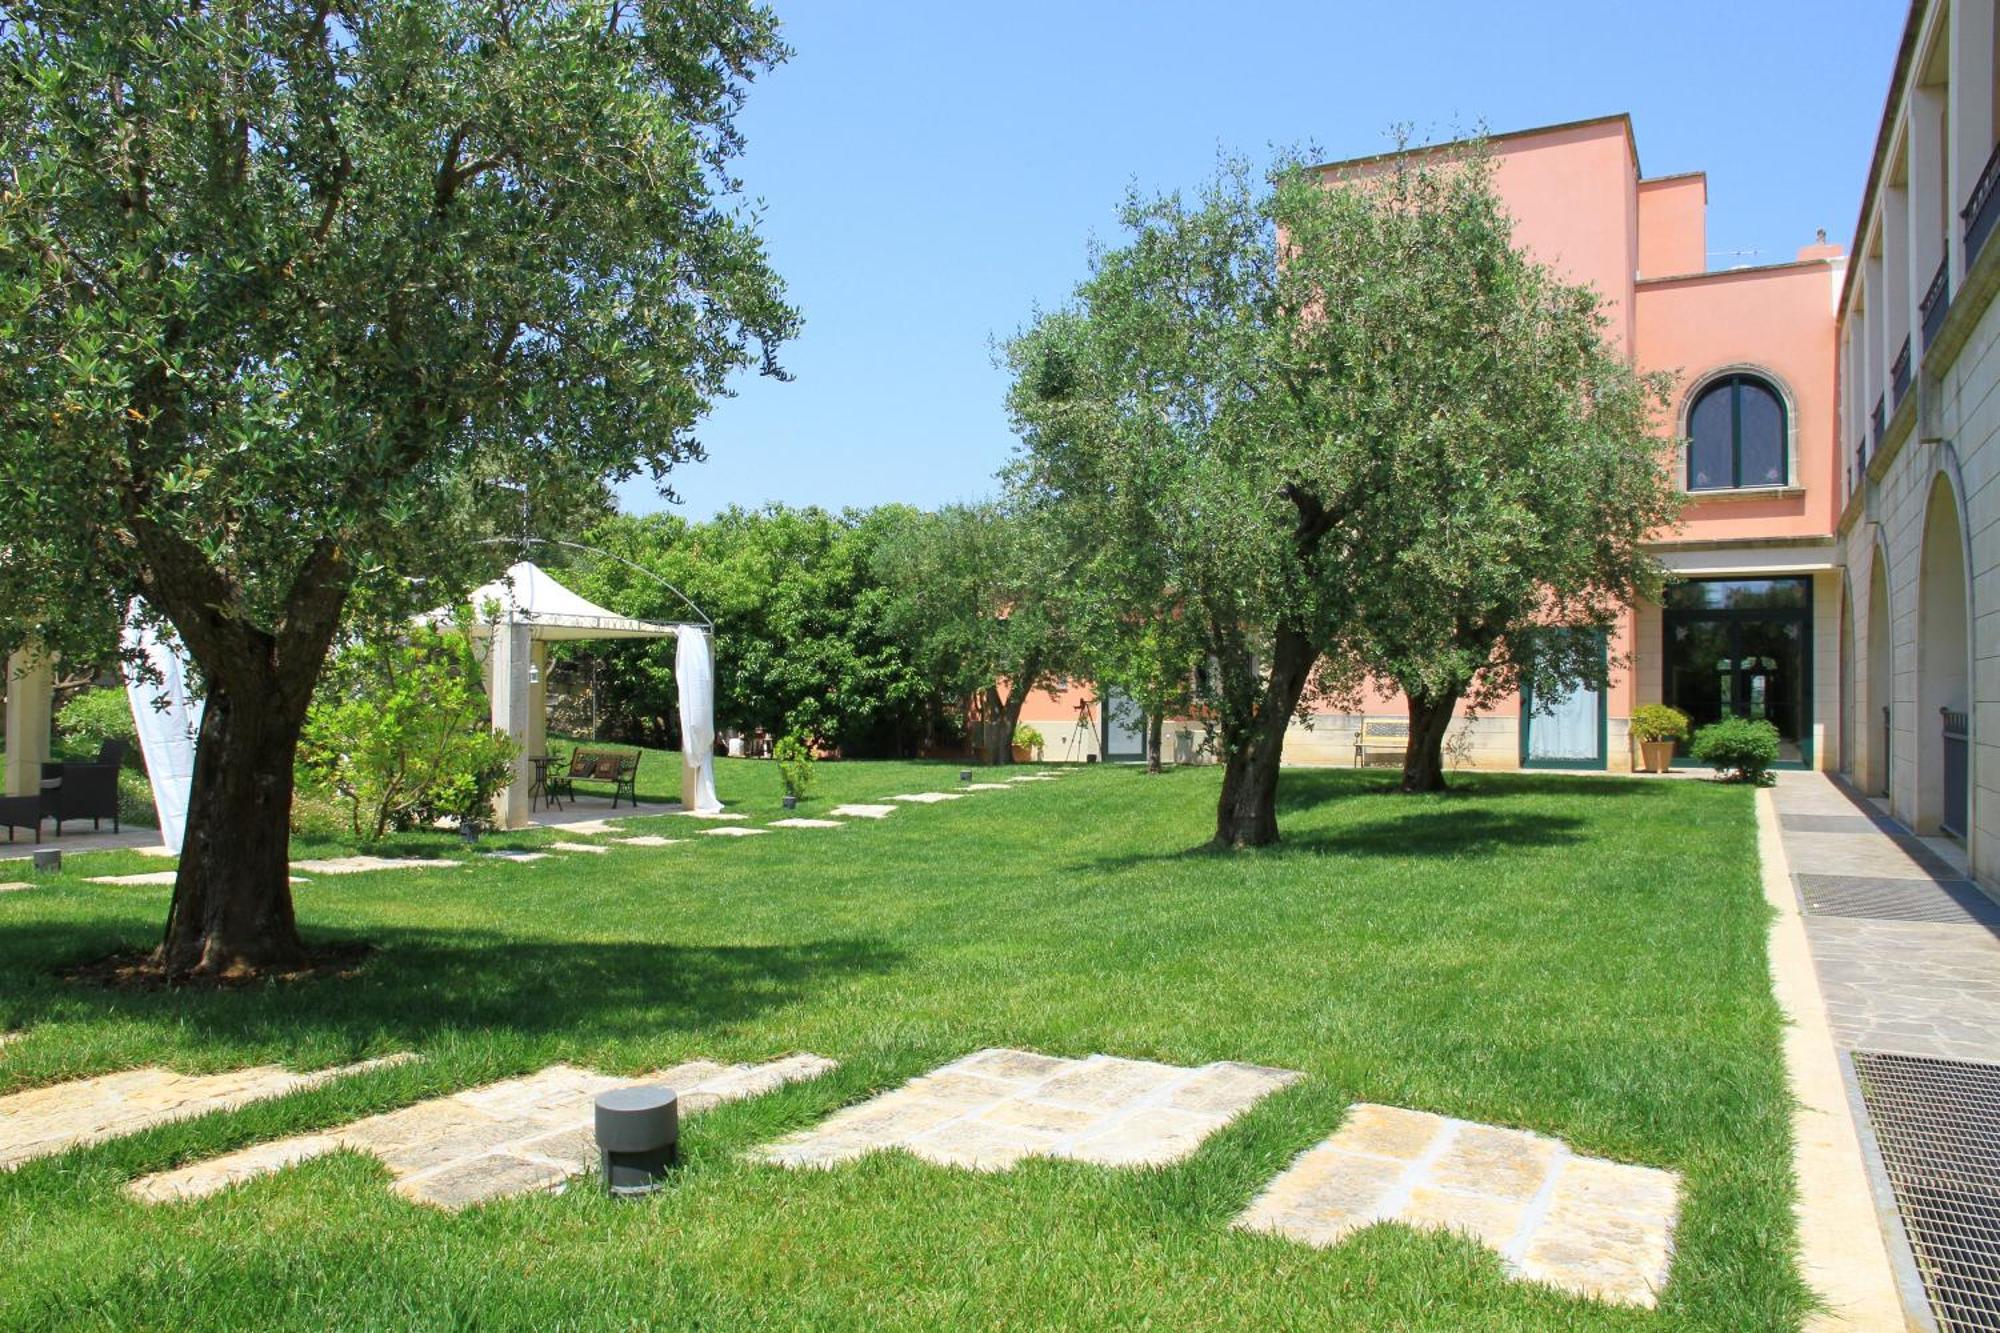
left=622, top=1, right=1908, bottom=520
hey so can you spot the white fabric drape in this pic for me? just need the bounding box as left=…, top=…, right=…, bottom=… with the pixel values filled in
left=675, top=627, right=721, bottom=813
left=121, top=604, right=203, bottom=853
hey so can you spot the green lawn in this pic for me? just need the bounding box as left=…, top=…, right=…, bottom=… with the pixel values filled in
left=0, top=756, right=1805, bottom=1330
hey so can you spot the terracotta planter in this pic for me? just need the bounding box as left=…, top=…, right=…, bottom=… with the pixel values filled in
left=1010, top=744, right=1032, bottom=763
left=1639, top=740, right=1676, bottom=774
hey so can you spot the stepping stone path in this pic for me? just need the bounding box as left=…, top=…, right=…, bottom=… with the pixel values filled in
left=290, top=856, right=460, bottom=875
left=1007, top=776, right=1058, bottom=783
left=890, top=792, right=964, bottom=804
left=482, top=850, right=553, bottom=863
left=613, top=835, right=685, bottom=848
left=0, top=1054, right=416, bottom=1171
left=0, top=881, right=33, bottom=893
left=964, top=783, right=1012, bottom=791
left=703, top=826, right=767, bottom=837
left=128, top=1054, right=835, bottom=1211
left=547, top=820, right=622, bottom=836
left=753, top=1048, right=1300, bottom=1173
left=769, top=818, right=843, bottom=829
left=1234, top=1104, right=1680, bottom=1309
left=84, top=871, right=182, bottom=886
left=679, top=810, right=748, bottom=821
left=829, top=804, right=896, bottom=819
left=547, top=842, right=609, bottom=855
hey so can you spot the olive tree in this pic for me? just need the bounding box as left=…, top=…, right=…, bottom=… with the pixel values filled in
left=1006, top=159, right=1373, bottom=847
left=0, top=0, right=795, bottom=976
left=1319, top=151, right=1679, bottom=791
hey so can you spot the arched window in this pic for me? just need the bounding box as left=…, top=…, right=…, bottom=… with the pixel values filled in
left=1687, top=374, right=1787, bottom=491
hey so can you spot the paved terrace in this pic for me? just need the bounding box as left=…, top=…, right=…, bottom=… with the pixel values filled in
left=1769, top=771, right=2000, bottom=1330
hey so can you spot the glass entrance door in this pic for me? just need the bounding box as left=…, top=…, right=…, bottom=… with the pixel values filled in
left=1663, top=578, right=1812, bottom=766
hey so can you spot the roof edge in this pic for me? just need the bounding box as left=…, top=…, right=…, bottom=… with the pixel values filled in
left=1310, top=113, right=1639, bottom=178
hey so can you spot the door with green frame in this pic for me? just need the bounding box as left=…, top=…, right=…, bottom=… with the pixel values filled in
left=1519, top=630, right=1609, bottom=770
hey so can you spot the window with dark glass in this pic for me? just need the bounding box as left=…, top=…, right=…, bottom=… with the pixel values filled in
left=1686, top=375, right=1787, bottom=491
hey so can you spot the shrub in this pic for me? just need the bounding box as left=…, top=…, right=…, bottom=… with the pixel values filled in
left=298, top=620, right=519, bottom=839
left=55, top=687, right=140, bottom=764
left=1628, top=703, right=1691, bottom=744
left=774, top=733, right=816, bottom=799
left=1013, top=724, right=1044, bottom=758
left=1690, top=717, right=1780, bottom=784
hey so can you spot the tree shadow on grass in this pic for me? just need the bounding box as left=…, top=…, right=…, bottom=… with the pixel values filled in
left=1073, top=805, right=1591, bottom=873
left=0, top=925, right=902, bottom=1055
left=1273, top=768, right=1677, bottom=814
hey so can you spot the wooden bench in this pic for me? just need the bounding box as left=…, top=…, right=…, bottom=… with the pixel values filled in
left=548, top=750, right=642, bottom=810
left=1353, top=717, right=1409, bottom=768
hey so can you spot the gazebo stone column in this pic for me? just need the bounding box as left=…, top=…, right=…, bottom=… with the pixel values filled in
left=5, top=647, right=54, bottom=798
left=489, top=621, right=535, bottom=830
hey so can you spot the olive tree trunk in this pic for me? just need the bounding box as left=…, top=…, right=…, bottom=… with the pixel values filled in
left=1401, top=686, right=1463, bottom=794
left=1146, top=712, right=1164, bottom=774
left=1213, top=625, right=1317, bottom=847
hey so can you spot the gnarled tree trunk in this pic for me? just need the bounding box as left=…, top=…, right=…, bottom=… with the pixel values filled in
left=1401, top=686, right=1462, bottom=793
left=161, top=674, right=312, bottom=976
left=1213, top=625, right=1317, bottom=847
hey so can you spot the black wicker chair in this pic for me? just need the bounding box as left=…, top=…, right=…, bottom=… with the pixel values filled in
left=40, top=739, right=125, bottom=835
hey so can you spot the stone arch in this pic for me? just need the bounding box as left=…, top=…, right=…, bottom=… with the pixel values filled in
left=1865, top=539, right=1893, bottom=798
left=1916, top=470, right=1973, bottom=834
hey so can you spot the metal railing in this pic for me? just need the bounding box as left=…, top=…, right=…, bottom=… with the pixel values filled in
left=1873, top=394, right=1886, bottom=448
left=1942, top=708, right=1969, bottom=839
left=1965, top=138, right=2000, bottom=267
left=1921, top=256, right=1951, bottom=348
left=1892, top=336, right=1912, bottom=408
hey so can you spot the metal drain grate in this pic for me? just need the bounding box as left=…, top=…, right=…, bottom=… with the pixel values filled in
left=1801, top=875, right=2000, bottom=927
left=1853, top=1051, right=2000, bottom=1331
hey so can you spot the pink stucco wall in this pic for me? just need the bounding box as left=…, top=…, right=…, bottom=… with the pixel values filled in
left=1637, top=174, right=1707, bottom=277
left=1635, top=260, right=1844, bottom=539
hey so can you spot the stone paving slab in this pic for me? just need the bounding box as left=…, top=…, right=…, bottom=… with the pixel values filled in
left=128, top=1053, right=835, bottom=1210
left=546, top=842, right=609, bottom=855
left=1782, top=830, right=1959, bottom=881
left=613, top=835, right=686, bottom=847
left=547, top=820, right=623, bottom=836
left=290, top=856, right=461, bottom=875
left=1, top=1054, right=417, bottom=1171
left=1804, top=917, right=2000, bottom=1062
left=482, top=850, right=554, bottom=863
left=769, top=818, right=844, bottom=829
left=1007, top=776, right=1057, bottom=783
left=828, top=804, right=896, bottom=819
left=0, top=881, right=34, bottom=893
left=890, top=792, right=964, bottom=804
left=677, top=810, right=748, bottom=821
left=84, top=871, right=184, bottom=886
left=751, top=1048, right=1300, bottom=1174
left=703, top=827, right=767, bottom=837
left=1234, top=1103, right=1680, bottom=1309
left=963, top=783, right=1012, bottom=791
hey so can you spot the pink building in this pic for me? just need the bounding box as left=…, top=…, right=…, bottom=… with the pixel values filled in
left=1024, top=115, right=1851, bottom=773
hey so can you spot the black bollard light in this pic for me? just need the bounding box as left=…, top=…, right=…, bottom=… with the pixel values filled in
left=595, top=1086, right=679, bottom=1197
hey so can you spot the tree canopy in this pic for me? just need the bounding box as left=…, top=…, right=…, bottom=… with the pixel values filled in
left=0, top=0, right=795, bottom=975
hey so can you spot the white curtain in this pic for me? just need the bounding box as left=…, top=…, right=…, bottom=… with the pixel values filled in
left=675, top=627, right=722, bottom=813
left=121, top=603, right=203, bottom=853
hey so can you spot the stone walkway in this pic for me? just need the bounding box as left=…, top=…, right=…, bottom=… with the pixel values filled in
left=0, top=1054, right=415, bottom=1171
left=1235, top=1104, right=1679, bottom=1308
left=1775, top=773, right=2000, bottom=1064
left=130, top=1054, right=835, bottom=1210
left=753, top=1048, right=1301, bottom=1172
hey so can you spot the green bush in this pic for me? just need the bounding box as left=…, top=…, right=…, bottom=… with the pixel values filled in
left=1690, top=717, right=1780, bottom=784
left=1628, top=703, right=1690, bottom=744
left=774, top=733, right=815, bottom=799
left=298, top=619, right=519, bottom=839
left=55, top=687, right=140, bottom=765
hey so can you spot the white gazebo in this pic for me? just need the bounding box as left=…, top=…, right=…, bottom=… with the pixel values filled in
left=430, top=561, right=720, bottom=828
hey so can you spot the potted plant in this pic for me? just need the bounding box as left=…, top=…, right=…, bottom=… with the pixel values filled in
left=1011, top=725, right=1044, bottom=764
left=1628, top=704, right=1690, bottom=774
left=774, top=733, right=815, bottom=809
